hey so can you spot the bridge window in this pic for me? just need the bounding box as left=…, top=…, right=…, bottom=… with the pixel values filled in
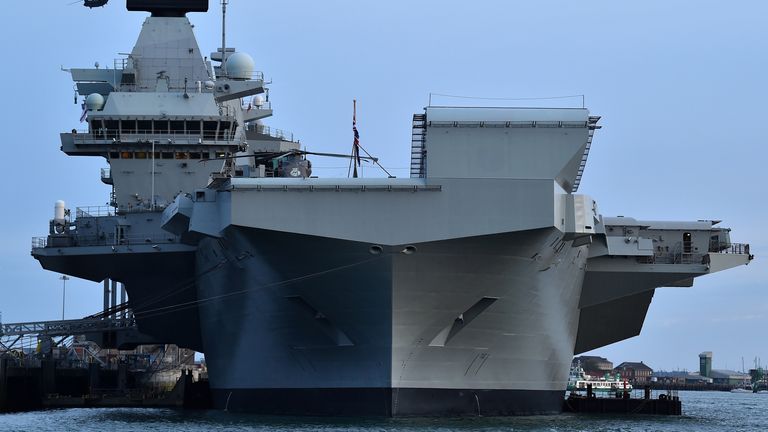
left=203, top=121, right=218, bottom=139
left=154, top=120, right=169, bottom=134
left=170, top=121, right=185, bottom=133
left=219, top=121, right=231, bottom=140
left=137, top=120, right=152, bottom=133
left=105, top=120, right=119, bottom=139
left=161, top=152, right=174, bottom=159
left=121, top=120, right=137, bottom=134
left=186, top=120, right=201, bottom=135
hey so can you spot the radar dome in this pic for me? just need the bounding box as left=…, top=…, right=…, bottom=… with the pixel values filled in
left=226, top=52, right=255, bottom=80
left=253, top=95, right=264, bottom=107
left=85, top=93, right=105, bottom=111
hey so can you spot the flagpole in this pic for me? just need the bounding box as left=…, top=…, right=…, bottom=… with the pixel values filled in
left=352, top=99, right=359, bottom=178
left=347, top=100, right=354, bottom=178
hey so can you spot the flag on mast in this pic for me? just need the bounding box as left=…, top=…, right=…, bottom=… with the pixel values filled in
left=79, top=102, right=88, bottom=123
left=352, top=99, right=361, bottom=177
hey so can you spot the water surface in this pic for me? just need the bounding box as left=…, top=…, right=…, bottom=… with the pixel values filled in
left=1, top=391, right=766, bottom=431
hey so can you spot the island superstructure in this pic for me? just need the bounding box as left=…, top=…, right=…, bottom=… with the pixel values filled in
left=31, top=0, right=753, bottom=416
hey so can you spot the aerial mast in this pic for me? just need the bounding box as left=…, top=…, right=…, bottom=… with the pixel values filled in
left=221, top=0, right=228, bottom=77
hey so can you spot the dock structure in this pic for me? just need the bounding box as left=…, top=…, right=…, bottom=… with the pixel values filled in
left=564, top=386, right=681, bottom=415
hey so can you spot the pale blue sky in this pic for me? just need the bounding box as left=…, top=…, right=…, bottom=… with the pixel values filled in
left=0, top=1, right=765, bottom=372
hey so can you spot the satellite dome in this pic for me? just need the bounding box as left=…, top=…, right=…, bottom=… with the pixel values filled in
left=85, top=93, right=105, bottom=111
left=253, top=95, right=264, bottom=107
left=226, top=52, right=255, bottom=80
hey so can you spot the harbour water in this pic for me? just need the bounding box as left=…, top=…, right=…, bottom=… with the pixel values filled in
left=1, top=391, right=766, bottom=431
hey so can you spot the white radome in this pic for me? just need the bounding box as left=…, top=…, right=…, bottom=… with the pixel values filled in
left=225, top=52, right=255, bottom=80
left=85, top=93, right=105, bottom=111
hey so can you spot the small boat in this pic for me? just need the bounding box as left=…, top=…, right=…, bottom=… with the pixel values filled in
left=567, top=363, right=632, bottom=393
left=730, top=388, right=752, bottom=393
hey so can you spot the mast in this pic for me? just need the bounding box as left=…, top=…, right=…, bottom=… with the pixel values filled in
left=221, top=0, right=228, bottom=77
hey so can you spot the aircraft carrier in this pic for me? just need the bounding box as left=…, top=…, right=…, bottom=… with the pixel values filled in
left=31, top=0, right=753, bottom=416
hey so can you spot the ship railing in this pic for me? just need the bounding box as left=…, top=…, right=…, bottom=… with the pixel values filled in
left=75, top=205, right=168, bottom=219
left=113, top=58, right=129, bottom=70
left=242, top=100, right=272, bottom=110
left=637, top=253, right=707, bottom=265
left=638, top=243, right=750, bottom=265
left=76, top=206, right=116, bottom=218
left=218, top=71, right=265, bottom=81
left=31, top=233, right=179, bottom=249
left=244, top=123, right=295, bottom=141
left=41, top=233, right=179, bottom=248
left=711, top=242, right=750, bottom=255
left=71, top=130, right=240, bottom=146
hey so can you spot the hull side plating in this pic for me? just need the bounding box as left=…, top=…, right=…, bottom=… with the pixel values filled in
left=198, top=227, right=587, bottom=415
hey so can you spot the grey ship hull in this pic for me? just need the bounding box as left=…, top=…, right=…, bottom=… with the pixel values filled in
left=197, top=226, right=586, bottom=416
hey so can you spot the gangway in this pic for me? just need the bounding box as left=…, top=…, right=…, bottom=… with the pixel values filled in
left=0, top=314, right=159, bottom=351
left=0, top=317, right=135, bottom=338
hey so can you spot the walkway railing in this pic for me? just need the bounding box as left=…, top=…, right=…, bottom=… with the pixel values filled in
left=637, top=242, right=751, bottom=265
left=1, top=318, right=135, bottom=338
left=244, top=123, right=295, bottom=141
left=70, top=129, right=240, bottom=146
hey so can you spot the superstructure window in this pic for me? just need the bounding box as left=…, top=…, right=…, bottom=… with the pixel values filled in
left=90, top=120, right=103, bottom=137
left=175, top=152, right=189, bottom=159
left=170, top=121, right=185, bottom=133
left=109, top=152, right=120, bottom=159
left=137, top=120, right=152, bottom=133
left=121, top=120, right=137, bottom=134
left=203, top=121, right=218, bottom=140
left=186, top=120, right=201, bottom=135
left=219, top=121, right=231, bottom=140
left=154, top=120, right=169, bottom=134
left=161, top=152, right=174, bottom=159
left=135, top=152, right=147, bottom=159
left=105, top=120, right=119, bottom=139
left=120, top=151, right=133, bottom=159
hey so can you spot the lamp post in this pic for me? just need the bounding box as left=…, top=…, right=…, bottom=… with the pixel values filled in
left=60, top=275, right=70, bottom=320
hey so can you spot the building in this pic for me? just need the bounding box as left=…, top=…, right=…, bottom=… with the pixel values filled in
left=709, top=369, right=751, bottom=386
left=614, top=361, right=654, bottom=384
left=698, top=351, right=750, bottom=386
left=699, top=351, right=713, bottom=377
left=572, top=355, right=613, bottom=378
left=652, top=371, right=712, bottom=385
